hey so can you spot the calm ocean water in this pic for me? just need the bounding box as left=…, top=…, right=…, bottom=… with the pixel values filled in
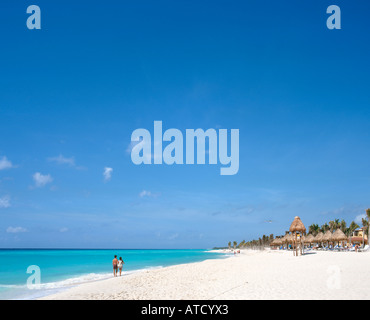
left=0, top=249, right=227, bottom=300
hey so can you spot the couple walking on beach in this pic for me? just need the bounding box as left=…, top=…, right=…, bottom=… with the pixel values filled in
left=112, top=255, right=124, bottom=277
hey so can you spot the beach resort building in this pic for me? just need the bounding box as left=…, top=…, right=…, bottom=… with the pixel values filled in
left=350, top=227, right=368, bottom=245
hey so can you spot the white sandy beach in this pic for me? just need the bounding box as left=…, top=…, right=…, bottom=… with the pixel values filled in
left=41, top=250, right=370, bottom=300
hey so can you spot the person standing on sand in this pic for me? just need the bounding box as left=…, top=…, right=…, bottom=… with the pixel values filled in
left=112, top=255, right=118, bottom=277
left=118, top=257, right=124, bottom=277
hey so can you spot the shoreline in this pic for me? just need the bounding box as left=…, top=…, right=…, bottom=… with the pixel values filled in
left=40, top=249, right=370, bottom=300
left=25, top=251, right=228, bottom=300
left=38, top=251, right=233, bottom=300
left=39, top=253, right=234, bottom=300
left=27, top=267, right=162, bottom=301
left=0, top=249, right=225, bottom=300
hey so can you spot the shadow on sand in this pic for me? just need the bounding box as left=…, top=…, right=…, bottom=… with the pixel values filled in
left=303, top=251, right=317, bottom=255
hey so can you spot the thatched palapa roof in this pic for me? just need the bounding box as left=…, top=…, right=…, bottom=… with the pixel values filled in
left=332, top=229, right=348, bottom=242
left=289, top=216, right=306, bottom=233
left=282, top=233, right=293, bottom=243
left=304, top=234, right=315, bottom=243
left=314, top=232, right=324, bottom=242
left=323, top=230, right=333, bottom=242
left=270, top=238, right=282, bottom=246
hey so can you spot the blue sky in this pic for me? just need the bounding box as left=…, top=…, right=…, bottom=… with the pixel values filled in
left=0, top=0, right=370, bottom=248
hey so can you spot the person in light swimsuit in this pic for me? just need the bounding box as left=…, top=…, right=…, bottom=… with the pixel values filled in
left=117, top=257, right=125, bottom=277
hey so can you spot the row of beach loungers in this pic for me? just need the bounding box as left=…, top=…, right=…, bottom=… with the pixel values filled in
left=278, top=245, right=369, bottom=252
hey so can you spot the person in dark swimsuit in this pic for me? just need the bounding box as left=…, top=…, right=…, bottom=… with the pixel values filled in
left=112, top=255, right=118, bottom=277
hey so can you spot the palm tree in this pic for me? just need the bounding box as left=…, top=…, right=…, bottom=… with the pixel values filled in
left=340, top=220, right=347, bottom=233
left=346, top=221, right=360, bottom=242
left=269, top=234, right=274, bottom=244
left=362, top=218, right=369, bottom=248
left=348, top=221, right=359, bottom=234
left=329, top=220, right=336, bottom=232
left=321, top=223, right=329, bottom=233
left=262, top=235, right=268, bottom=246
left=228, top=241, right=231, bottom=250
left=334, top=219, right=340, bottom=231
left=309, top=224, right=320, bottom=236
left=309, top=224, right=314, bottom=234
left=233, top=241, right=237, bottom=249
left=258, top=238, right=262, bottom=248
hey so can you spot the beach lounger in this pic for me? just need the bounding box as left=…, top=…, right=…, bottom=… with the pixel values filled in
left=359, top=245, right=369, bottom=252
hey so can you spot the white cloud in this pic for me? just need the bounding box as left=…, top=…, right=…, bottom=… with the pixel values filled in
left=33, top=172, right=53, bottom=188
left=59, top=227, right=68, bottom=233
left=103, top=167, right=113, bottom=182
left=139, top=190, right=152, bottom=198
left=139, top=190, right=151, bottom=198
left=0, top=195, right=11, bottom=208
left=6, top=226, right=27, bottom=234
left=0, top=156, right=14, bottom=170
left=139, top=190, right=160, bottom=198
left=355, top=214, right=367, bottom=225
left=48, top=155, right=75, bottom=166
left=168, top=233, right=179, bottom=240
left=48, top=155, right=86, bottom=170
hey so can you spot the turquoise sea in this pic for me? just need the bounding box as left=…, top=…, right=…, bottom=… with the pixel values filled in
left=0, top=249, right=227, bottom=300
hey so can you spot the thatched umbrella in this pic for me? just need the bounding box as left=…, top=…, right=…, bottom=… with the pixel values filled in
left=289, top=216, right=307, bottom=234
left=314, top=232, right=324, bottom=247
left=305, top=234, right=315, bottom=242
left=270, top=238, right=282, bottom=248
left=304, top=234, right=315, bottom=247
left=289, top=216, right=306, bottom=256
left=332, top=229, right=348, bottom=247
left=281, top=233, right=290, bottom=249
left=280, top=234, right=286, bottom=245
left=285, top=234, right=293, bottom=247
left=322, top=230, right=333, bottom=248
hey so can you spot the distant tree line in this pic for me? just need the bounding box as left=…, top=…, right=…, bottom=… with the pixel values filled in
left=228, top=234, right=274, bottom=251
